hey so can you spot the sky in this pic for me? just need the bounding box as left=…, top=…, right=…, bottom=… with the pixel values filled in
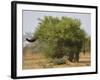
left=23, top=10, right=91, bottom=36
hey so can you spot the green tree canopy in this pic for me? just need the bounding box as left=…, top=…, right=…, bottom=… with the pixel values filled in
left=33, top=16, right=86, bottom=59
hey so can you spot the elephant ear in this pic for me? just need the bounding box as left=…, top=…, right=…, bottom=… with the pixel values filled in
left=26, top=38, right=37, bottom=42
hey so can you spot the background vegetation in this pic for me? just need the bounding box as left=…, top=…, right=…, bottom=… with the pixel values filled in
left=23, top=16, right=91, bottom=68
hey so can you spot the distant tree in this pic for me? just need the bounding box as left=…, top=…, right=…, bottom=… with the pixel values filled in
left=84, top=36, right=91, bottom=53
left=32, top=16, right=86, bottom=62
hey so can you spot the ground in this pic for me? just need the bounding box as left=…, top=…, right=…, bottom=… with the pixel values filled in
left=22, top=51, right=91, bottom=69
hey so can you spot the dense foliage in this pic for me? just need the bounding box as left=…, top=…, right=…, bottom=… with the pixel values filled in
left=33, top=16, right=86, bottom=60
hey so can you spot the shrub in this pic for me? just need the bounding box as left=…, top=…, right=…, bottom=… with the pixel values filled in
left=52, top=58, right=66, bottom=65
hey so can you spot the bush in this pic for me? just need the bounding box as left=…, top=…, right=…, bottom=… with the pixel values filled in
left=52, top=58, right=66, bottom=65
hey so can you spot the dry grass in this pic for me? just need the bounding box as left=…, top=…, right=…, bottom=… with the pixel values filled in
left=22, top=51, right=91, bottom=69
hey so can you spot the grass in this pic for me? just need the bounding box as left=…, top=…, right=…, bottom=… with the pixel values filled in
left=22, top=50, right=91, bottom=69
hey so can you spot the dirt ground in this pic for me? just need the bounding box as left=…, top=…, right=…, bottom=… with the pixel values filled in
left=22, top=51, right=91, bottom=69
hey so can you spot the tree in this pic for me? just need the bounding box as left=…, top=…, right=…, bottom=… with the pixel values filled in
left=84, top=36, right=91, bottom=53
left=33, top=16, right=86, bottom=62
